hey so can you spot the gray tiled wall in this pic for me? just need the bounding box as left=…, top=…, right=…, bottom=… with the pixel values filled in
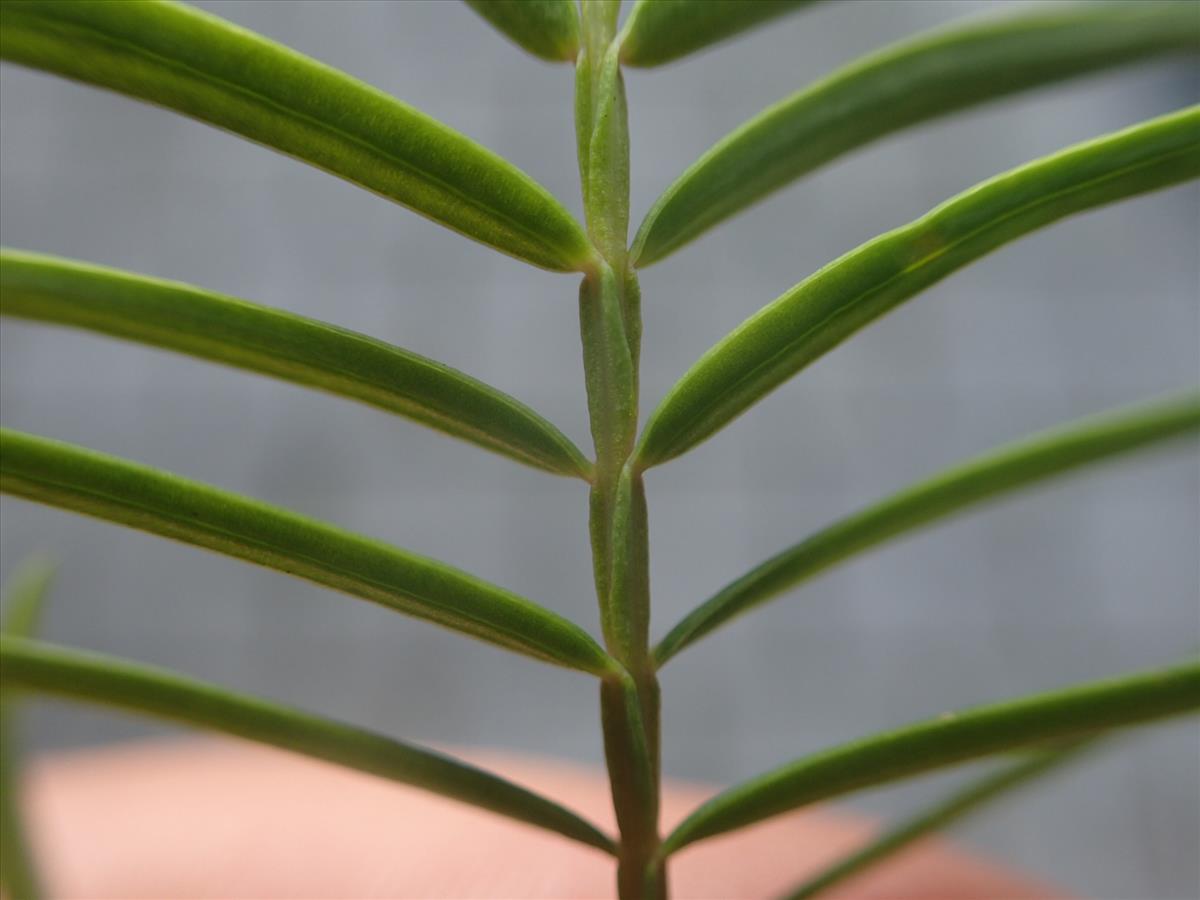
left=2, top=2, right=1197, bottom=897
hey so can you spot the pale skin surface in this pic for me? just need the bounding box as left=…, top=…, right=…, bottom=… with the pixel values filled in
left=18, top=737, right=1066, bottom=899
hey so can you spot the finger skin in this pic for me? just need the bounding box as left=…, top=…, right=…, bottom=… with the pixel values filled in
left=22, top=738, right=1066, bottom=899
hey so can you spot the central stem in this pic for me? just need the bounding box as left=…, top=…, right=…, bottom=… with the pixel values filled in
left=576, top=3, right=663, bottom=898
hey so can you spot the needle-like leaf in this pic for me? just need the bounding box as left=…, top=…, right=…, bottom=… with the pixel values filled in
left=0, top=560, right=56, bottom=900
left=0, top=249, right=592, bottom=480
left=636, top=107, right=1200, bottom=468
left=464, top=0, right=580, bottom=62
left=631, top=1, right=1200, bottom=267
left=0, top=430, right=616, bottom=676
left=654, top=394, right=1200, bottom=664
left=0, top=636, right=617, bottom=854
left=0, top=0, right=594, bottom=272
left=783, top=740, right=1096, bottom=899
left=619, top=0, right=818, bottom=68
left=661, top=659, right=1200, bottom=854
left=0, top=557, right=54, bottom=639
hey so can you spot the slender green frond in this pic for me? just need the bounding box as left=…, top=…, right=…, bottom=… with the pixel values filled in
left=654, top=394, right=1200, bottom=664
left=661, top=659, right=1200, bottom=854
left=463, top=0, right=579, bottom=62
left=0, top=249, right=592, bottom=479
left=0, top=0, right=594, bottom=271
left=1, top=557, right=55, bottom=639
left=783, top=740, right=1096, bottom=899
left=0, top=636, right=616, bottom=854
left=619, top=0, right=817, bottom=68
left=636, top=108, right=1200, bottom=468
left=0, top=560, right=56, bottom=900
left=631, top=1, right=1200, bottom=266
left=0, top=430, right=616, bottom=676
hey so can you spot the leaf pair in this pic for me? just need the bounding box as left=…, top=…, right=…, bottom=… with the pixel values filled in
left=0, top=430, right=614, bottom=676
left=637, top=106, right=1200, bottom=468
left=631, top=1, right=1200, bottom=265
left=0, top=0, right=593, bottom=271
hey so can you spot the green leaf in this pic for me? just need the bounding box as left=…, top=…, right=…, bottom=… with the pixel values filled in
left=654, top=394, right=1200, bottom=664
left=464, top=0, right=580, bottom=62
left=0, top=635, right=616, bottom=854
left=631, top=1, right=1200, bottom=267
left=0, top=560, right=56, bottom=900
left=636, top=107, right=1200, bottom=468
left=619, top=0, right=817, bottom=68
left=784, top=740, right=1096, bottom=899
left=1, top=556, right=55, bottom=639
left=661, top=658, right=1200, bottom=854
left=0, top=249, right=592, bottom=480
left=0, top=0, right=595, bottom=272
left=0, top=430, right=616, bottom=676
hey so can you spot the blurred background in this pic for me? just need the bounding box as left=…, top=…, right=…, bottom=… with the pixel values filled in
left=2, top=1, right=1198, bottom=896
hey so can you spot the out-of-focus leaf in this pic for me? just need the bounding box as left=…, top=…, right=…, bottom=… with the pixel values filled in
left=0, top=430, right=616, bottom=676
left=0, top=249, right=592, bottom=479
left=784, top=740, right=1096, bottom=899
left=464, top=0, right=580, bottom=62
left=0, top=0, right=594, bottom=271
left=636, top=108, right=1200, bottom=468
left=631, top=1, right=1200, bottom=266
left=620, top=0, right=817, bottom=68
left=0, top=560, right=56, bottom=900
left=654, top=394, right=1200, bottom=664
left=0, top=636, right=617, bottom=854
left=0, top=557, right=55, bottom=639
left=662, top=659, right=1200, bottom=853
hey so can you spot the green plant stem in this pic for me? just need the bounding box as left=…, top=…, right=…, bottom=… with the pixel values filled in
left=577, top=3, right=663, bottom=896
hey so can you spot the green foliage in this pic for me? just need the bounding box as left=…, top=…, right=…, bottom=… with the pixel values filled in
left=631, top=1, right=1200, bottom=265
left=655, top=394, right=1200, bottom=664
left=0, top=0, right=593, bottom=271
left=0, top=430, right=614, bottom=675
left=0, top=558, right=56, bottom=900
left=662, top=659, right=1200, bottom=853
left=0, top=249, right=591, bottom=478
left=620, top=0, right=817, bottom=67
left=1, top=2, right=1197, bottom=898
left=464, top=0, right=581, bottom=62
left=0, top=635, right=615, bottom=853
left=636, top=108, right=1200, bottom=468
left=783, top=740, right=1096, bottom=899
